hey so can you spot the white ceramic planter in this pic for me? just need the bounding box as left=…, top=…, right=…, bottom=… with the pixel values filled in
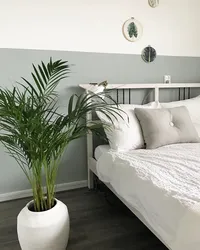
left=17, top=199, right=70, bottom=250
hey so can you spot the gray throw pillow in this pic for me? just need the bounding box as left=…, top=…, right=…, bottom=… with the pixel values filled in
left=135, top=106, right=200, bottom=149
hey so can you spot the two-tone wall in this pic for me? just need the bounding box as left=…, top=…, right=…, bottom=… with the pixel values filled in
left=1, top=0, right=200, bottom=56
left=0, top=0, right=200, bottom=200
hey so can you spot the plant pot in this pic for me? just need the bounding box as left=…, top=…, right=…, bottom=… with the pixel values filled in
left=17, top=199, right=70, bottom=250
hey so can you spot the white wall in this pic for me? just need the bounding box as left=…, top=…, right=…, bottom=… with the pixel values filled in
left=0, top=0, right=200, bottom=57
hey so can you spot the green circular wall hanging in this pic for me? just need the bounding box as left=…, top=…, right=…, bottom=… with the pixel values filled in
left=141, top=45, right=157, bottom=63
left=148, top=0, right=159, bottom=8
left=122, top=17, right=143, bottom=42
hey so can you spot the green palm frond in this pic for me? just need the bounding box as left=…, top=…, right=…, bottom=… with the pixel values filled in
left=19, top=58, right=70, bottom=103
left=0, top=58, right=121, bottom=212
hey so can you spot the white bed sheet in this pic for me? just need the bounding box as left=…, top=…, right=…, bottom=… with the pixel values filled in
left=96, top=143, right=200, bottom=250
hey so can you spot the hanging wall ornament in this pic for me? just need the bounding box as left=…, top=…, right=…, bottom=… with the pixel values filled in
left=141, top=45, right=157, bottom=63
left=122, top=17, right=143, bottom=42
left=148, top=0, right=159, bottom=8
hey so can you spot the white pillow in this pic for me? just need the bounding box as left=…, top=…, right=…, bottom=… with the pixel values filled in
left=159, top=96, right=200, bottom=136
left=96, top=102, right=158, bottom=151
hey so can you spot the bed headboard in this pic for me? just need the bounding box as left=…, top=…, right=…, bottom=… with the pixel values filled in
left=79, top=83, right=200, bottom=188
left=80, top=83, right=200, bottom=103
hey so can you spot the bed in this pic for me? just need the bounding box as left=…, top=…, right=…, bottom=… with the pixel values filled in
left=79, top=83, right=200, bottom=250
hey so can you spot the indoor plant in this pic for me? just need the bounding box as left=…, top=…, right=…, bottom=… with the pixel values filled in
left=0, top=58, right=120, bottom=250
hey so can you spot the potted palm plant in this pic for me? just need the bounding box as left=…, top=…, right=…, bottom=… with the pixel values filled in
left=0, top=58, right=120, bottom=250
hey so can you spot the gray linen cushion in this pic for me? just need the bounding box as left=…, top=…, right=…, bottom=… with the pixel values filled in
left=134, top=106, right=200, bottom=149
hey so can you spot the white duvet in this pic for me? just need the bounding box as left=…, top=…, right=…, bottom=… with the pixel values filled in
left=96, top=143, right=200, bottom=250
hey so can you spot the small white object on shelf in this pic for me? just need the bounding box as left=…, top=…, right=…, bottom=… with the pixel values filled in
left=164, top=75, right=171, bottom=84
left=87, top=85, right=105, bottom=94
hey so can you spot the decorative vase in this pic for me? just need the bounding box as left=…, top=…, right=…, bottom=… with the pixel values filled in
left=17, top=199, right=70, bottom=250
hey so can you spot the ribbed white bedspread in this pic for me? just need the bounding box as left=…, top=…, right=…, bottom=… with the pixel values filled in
left=97, top=143, right=200, bottom=249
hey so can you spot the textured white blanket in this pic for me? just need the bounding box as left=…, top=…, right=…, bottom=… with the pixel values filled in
left=97, top=143, right=200, bottom=249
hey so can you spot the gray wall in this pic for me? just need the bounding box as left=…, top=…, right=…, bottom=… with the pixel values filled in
left=1, top=48, right=200, bottom=194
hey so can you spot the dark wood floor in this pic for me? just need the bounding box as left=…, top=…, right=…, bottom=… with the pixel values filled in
left=0, top=187, right=167, bottom=250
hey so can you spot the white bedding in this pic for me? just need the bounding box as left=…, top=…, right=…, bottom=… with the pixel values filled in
left=94, top=145, right=110, bottom=160
left=96, top=143, right=200, bottom=250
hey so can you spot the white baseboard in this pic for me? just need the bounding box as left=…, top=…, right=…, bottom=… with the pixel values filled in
left=0, top=180, right=87, bottom=203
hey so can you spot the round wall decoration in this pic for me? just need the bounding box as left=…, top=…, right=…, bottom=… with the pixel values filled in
left=122, top=17, right=143, bottom=42
left=148, top=0, right=159, bottom=8
left=141, top=45, right=157, bottom=63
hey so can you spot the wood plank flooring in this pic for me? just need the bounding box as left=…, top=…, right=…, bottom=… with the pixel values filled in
left=0, top=187, right=167, bottom=250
